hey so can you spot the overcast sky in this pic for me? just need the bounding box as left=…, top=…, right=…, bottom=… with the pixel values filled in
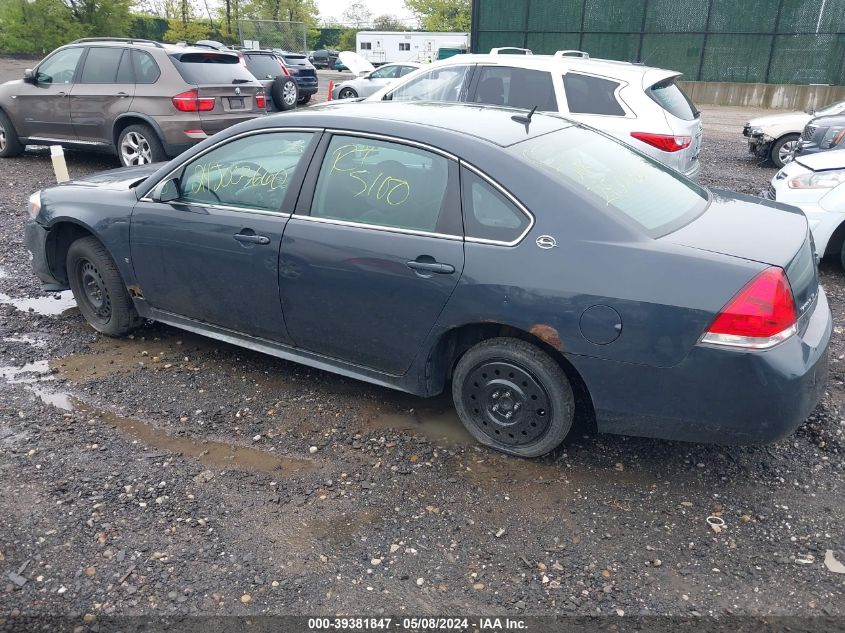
left=315, top=0, right=416, bottom=24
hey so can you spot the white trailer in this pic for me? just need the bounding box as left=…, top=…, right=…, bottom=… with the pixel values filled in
left=354, top=31, right=469, bottom=65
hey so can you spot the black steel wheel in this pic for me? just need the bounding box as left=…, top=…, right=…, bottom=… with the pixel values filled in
left=66, top=236, right=142, bottom=336
left=452, top=337, right=574, bottom=457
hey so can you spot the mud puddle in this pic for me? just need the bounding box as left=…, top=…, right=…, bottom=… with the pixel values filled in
left=0, top=290, right=77, bottom=316
left=364, top=396, right=474, bottom=446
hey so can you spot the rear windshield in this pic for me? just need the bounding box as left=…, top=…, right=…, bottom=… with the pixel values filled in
left=514, top=127, right=708, bottom=237
left=281, top=54, right=309, bottom=65
left=245, top=54, right=281, bottom=79
left=647, top=78, right=699, bottom=121
left=170, top=52, right=255, bottom=85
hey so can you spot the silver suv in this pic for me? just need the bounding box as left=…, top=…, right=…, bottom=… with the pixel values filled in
left=367, top=49, right=702, bottom=178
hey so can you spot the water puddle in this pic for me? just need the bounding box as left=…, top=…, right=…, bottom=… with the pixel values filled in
left=363, top=397, right=474, bottom=446
left=0, top=360, right=52, bottom=383
left=2, top=335, right=48, bottom=348
left=0, top=290, right=77, bottom=316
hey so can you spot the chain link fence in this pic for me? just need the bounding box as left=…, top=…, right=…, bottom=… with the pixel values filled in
left=237, top=20, right=307, bottom=52
left=472, top=0, right=845, bottom=85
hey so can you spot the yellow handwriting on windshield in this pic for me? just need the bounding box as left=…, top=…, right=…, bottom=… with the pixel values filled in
left=329, top=143, right=411, bottom=206
left=189, top=162, right=289, bottom=194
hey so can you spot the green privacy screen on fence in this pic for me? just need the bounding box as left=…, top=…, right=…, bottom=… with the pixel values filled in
left=471, top=0, right=845, bottom=84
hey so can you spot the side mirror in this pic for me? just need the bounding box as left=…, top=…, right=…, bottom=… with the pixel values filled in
left=23, top=69, right=36, bottom=83
left=150, top=177, right=180, bottom=203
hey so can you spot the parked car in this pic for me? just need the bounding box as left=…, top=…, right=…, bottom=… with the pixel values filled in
left=365, top=49, right=703, bottom=179
left=310, top=49, right=338, bottom=69
left=0, top=38, right=266, bottom=167
left=272, top=51, right=318, bottom=104
left=331, top=54, right=420, bottom=99
left=240, top=49, right=299, bottom=111
left=766, top=150, right=845, bottom=268
left=334, top=57, right=349, bottom=71
left=793, top=114, right=845, bottom=159
left=23, top=102, right=829, bottom=457
left=744, top=99, right=845, bottom=168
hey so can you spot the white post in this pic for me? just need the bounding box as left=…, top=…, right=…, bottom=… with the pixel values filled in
left=50, top=145, right=70, bottom=183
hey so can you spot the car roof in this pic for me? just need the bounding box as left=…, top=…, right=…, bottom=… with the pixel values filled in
left=434, top=53, right=676, bottom=80
left=70, top=40, right=239, bottom=57
left=265, top=101, right=573, bottom=148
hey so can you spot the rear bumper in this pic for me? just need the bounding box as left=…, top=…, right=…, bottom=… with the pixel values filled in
left=25, top=219, right=67, bottom=291
left=576, top=287, right=832, bottom=444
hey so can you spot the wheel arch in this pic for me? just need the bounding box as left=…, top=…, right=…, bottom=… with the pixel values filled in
left=112, top=113, right=167, bottom=152
left=43, top=219, right=99, bottom=285
left=824, top=219, right=845, bottom=258
left=425, top=321, right=596, bottom=430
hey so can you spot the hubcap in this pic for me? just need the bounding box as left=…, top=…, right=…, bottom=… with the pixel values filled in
left=78, top=260, right=111, bottom=320
left=780, top=140, right=797, bottom=164
left=339, top=89, right=355, bottom=99
left=462, top=361, right=552, bottom=447
left=120, top=131, right=152, bottom=166
left=283, top=81, right=297, bottom=105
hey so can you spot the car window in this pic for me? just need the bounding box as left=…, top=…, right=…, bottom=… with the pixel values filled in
left=474, top=66, right=558, bottom=111
left=387, top=65, right=472, bottom=102
left=132, top=50, right=160, bottom=84
left=311, top=135, right=456, bottom=235
left=371, top=65, right=399, bottom=79
left=515, top=127, right=708, bottom=238
left=36, top=47, right=83, bottom=84
left=461, top=169, right=530, bottom=243
left=563, top=73, right=625, bottom=116
left=246, top=54, right=281, bottom=79
left=399, top=66, right=417, bottom=77
left=178, top=132, right=313, bottom=212
left=79, top=47, right=124, bottom=84
left=647, top=78, right=698, bottom=121
left=169, top=52, right=255, bottom=84
left=116, top=50, right=133, bottom=83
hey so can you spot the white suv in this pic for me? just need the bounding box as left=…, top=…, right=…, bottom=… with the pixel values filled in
left=366, top=49, right=703, bottom=179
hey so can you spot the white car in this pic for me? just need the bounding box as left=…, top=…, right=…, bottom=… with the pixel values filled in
left=331, top=52, right=420, bottom=100
left=744, top=100, right=845, bottom=168
left=767, top=150, right=845, bottom=266
left=365, top=49, right=703, bottom=179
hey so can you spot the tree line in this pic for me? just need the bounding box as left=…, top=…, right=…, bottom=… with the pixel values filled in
left=0, top=0, right=470, bottom=55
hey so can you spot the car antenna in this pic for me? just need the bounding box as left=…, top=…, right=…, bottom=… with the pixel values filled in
left=511, top=105, right=538, bottom=130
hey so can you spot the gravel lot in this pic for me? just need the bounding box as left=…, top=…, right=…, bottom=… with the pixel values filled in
left=1, top=55, right=844, bottom=624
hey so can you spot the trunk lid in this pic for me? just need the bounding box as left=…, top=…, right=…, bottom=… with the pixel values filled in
left=664, top=190, right=818, bottom=319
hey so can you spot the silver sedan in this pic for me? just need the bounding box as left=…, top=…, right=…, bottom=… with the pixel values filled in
left=331, top=62, right=421, bottom=100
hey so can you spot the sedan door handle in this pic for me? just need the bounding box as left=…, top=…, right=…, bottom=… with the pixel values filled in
left=406, top=260, right=455, bottom=274
left=233, top=233, right=270, bottom=245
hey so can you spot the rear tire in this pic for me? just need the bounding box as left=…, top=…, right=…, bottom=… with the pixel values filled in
left=272, top=77, right=299, bottom=111
left=338, top=87, right=358, bottom=99
left=67, top=236, right=142, bottom=337
left=452, top=337, right=575, bottom=458
left=771, top=133, right=799, bottom=168
left=117, top=124, right=166, bottom=167
left=840, top=240, right=845, bottom=272
left=0, top=110, right=24, bottom=158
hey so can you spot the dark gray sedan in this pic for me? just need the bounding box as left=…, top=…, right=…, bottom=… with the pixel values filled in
left=24, top=102, right=831, bottom=457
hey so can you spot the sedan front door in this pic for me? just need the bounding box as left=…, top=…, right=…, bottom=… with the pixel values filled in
left=130, top=130, right=318, bottom=343
left=279, top=133, right=465, bottom=375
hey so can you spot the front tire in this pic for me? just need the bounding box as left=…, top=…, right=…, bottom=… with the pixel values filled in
left=0, top=110, right=24, bottom=158
left=770, top=133, right=799, bottom=168
left=338, top=87, right=358, bottom=99
left=452, top=337, right=575, bottom=458
left=117, top=124, right=166, bottom=167
left=67, top=237, right=142, bottom=337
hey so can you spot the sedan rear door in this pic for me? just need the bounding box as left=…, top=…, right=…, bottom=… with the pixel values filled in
left=279, top=132, right=465, bottom=374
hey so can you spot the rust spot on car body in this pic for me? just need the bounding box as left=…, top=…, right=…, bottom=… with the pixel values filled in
left=127, top=285, right=144, bottom=299
left=530, top=324, right=562, bottom=351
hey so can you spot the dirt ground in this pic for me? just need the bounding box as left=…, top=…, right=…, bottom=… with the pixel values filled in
left=0, top=55, right=844, bottom=626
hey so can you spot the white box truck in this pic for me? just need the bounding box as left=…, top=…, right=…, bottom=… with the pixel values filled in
left=354, top=31, right=469, bottom=65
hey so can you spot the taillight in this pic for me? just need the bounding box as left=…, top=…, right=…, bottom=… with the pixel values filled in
left=256, top=92, right=266, bottom=109
left=172, top=90, right=215, bottom=112
left=630, top=132, right=692, bottom=152
left=278, top=61, right=290, bottom=76
left=700, top=267, right=797, bottom=350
